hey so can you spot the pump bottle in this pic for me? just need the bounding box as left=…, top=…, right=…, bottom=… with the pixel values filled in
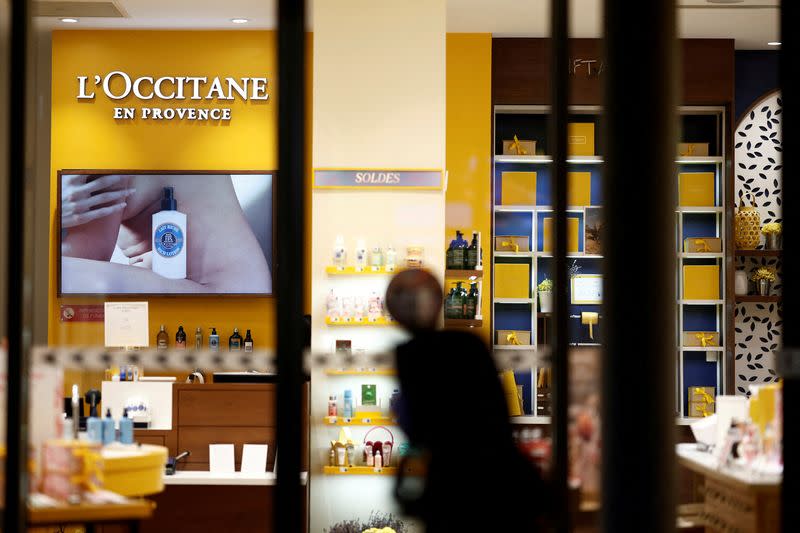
left=152, top=187, right=187, bottom=279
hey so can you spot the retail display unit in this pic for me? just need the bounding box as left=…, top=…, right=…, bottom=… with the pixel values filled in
left=490, top=105, right=730, bottom=418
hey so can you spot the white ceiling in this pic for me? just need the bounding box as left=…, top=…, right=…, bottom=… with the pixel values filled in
left=34, top=0, right=781, bottom=50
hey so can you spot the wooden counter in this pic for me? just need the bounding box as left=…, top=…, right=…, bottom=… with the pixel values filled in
left=677, top=443, right=781, bottom=532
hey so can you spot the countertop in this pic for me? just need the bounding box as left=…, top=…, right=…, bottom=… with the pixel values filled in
left=676, top=442, right=781, bottom=489
left=163, top=471, right=308, bottom=486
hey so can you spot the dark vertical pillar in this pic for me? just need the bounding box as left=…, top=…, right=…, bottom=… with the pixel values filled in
left=3, top=0, right=30, bottom=531
left=780, top=1, right=799, bottom=530
left=602, top=1, right=677, bottom=532
left=549, top=1, right=570, bottom=532
left=275, top=0, right=306, bottom=531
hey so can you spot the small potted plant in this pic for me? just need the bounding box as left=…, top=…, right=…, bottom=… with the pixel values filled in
left=538, top=278, right=553, bottom=313
left=761, top=222, right=782, bottom=250
left=750, top=266, right=777, bottom=297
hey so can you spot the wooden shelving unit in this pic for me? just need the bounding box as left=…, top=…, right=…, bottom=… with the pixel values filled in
left=322, top=466, right=398, bottom=476
left=444, top=269, right=483, bottom=279
left=735, top=295, right=781, bottom=303
left=734, top=249, right=781, bottom=257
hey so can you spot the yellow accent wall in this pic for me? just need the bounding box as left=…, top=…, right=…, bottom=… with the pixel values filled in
left=49, top=30, right=313, bottom=357
left=445, top=34, right=492, bottom=344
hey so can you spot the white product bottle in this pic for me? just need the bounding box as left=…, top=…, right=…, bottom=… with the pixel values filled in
left=355, top=239, right=367, bottom=271
left=333, top=235, right=347, bottom=268
left=152, top=187, right=187, bottom=279
left=385, top=246, right=397, bottom=272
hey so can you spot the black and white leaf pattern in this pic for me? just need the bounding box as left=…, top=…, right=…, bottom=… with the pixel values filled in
left=734, top=90, right=783, bottom=396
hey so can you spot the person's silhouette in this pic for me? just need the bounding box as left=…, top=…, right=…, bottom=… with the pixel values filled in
left=386, top=269, right=548, bottom=532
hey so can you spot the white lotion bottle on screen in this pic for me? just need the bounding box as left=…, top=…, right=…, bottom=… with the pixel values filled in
left=152, top=187, right=187, bottom=279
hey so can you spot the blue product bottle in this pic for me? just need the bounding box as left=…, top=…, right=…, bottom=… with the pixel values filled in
left=343, top=389, right=353, bottom=418
left=119, top=408, right=134, bottom=444
left=86, top=414, right=103, bottom=443
left=102, top=408, right=115, bottom=444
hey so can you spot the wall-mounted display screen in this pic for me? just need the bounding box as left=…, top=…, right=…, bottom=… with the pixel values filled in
left=58, top=171, right=273, bottom=295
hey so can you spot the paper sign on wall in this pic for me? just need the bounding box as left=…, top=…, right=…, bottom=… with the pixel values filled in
left=104, top=302, right=149, bottom=347
left=571, top=275, right=603, bottom=305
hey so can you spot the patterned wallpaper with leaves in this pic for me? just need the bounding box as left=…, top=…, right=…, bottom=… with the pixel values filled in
left=734, top=90, right=783, bottom=396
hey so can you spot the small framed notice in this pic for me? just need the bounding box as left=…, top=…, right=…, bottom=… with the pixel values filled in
left=104, top=302, right=149, bottom=348
left=571, top=275, right=602, bottom=305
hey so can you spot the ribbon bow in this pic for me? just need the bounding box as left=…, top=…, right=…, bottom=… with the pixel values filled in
left=694, top=332, right=716, bottom=348
left=693, top=387, right=715, bottom=417
left=501, top=240, right=520, bottom=253
left=693, top=239, right=710, bottom=253
left=506, top=332, right=521, bottom=345
left=509, top=135, right=528, bottom=155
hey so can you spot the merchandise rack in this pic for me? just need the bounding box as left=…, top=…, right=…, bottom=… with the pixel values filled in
left=491, top=105, right=730, bottom=419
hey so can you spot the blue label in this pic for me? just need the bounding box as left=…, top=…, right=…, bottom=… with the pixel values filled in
left=154, top=223, right=184, bottom=258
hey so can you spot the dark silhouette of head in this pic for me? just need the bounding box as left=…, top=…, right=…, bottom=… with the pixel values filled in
left=385, top=269, right=442, bottom=333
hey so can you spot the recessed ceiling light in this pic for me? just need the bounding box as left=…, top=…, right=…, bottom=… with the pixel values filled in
left=768, top=41, right=782, bottom=46
left=231, top=18, right=249, bottom=24
left=60, top=17, right=79, bottom=23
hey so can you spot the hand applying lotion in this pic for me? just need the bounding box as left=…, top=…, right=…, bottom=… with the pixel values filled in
left=152, top=187, right=187, bottom=279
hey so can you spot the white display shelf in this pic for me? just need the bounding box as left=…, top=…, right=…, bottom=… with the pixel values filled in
left=510, top=415, right=551, bottom=425
left=681, top=346, right=724, bottom=352
left=676, top=156, right=724, bottom=164
left=533, top=205, right=590, bottom=213
left=678, top=299, right=725, bottom=305
left=493, top=344, right=536, bottom=351
left=537, top=253, right=604, bottom=259
left=493, top=251, right=534, bottom=258
left=676, top=206, right=724, bottom=213
left=494, top=205, right=536, bottom=212
left=494, top=298, right=533, bottom=304
left=679, top=252, right=724, bottom=259
left=494, top=155, right=604, bottom=164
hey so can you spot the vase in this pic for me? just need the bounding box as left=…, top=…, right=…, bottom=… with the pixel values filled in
left=735, top=206, right=761, bottom=250
left=538, top=291, right=553, bottom=313
left=765, top=233, right=782, bottom=250
left=758, top=279, right=771, bottom=297
left=735, top=270, right=749, bottom=296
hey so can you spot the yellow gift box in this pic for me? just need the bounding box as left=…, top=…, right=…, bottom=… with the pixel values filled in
left=689, top=386, right=716, bottom=417
left=568, top=171, right=592, bottom=206
left=494, top=235, right=531, bottom=252
left=682, top=331, right=720, bottom=348
left=542, top=217, right=579, bottom=253
left=568, top=123, right=595, bottom=156
left=679, top=172, right=715, bottom=206
left=683, top=237, right=722, bottom=253
left=501, top=171, right=536, bottom=205
left=683, top=265, right=719, bottom=300
left=495, top=263, right=530, bottom=299
left=678, top=142, right=710, bottom=157
left=496, top=329, right=532, bottom=346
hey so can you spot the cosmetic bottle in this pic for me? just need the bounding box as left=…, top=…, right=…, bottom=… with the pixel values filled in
left=120, top=365, right=127, bottom=381
left=374, top=450, right=383, bottom=469
left=244, top=329, right=254, bottom=352
left=102, top=408, right=115, bottom=445
left=152, top=187, right=187, bottom=279
left=370, top=247, right=383, bottom=271
left=343, top=389, right=353, bottom=418
left=466, top=231, right=480, bottom=269
left=445, top=283, right=466, bottom=319
left=328, top=395, right=338, bottom=417
left=345, top=440, right=356, bottom=467
left=333, top=235, right=347, bottom=268
left=209, top=328, right=220, bottom=351
left=367, top=292, right=382, bottom=322
left=355, top=239, right=367, bottom=271
left=175, top=325, right=187, bottom=349
left=119, top=408, right=134, bottom=444
left=229, top=328, right=243, bottom=351
left=366, top=443, right=374, bottom=466
left=382, top=441, right=393, bottom=467
left=329, top=448, right=336, bottom=466
left=466, top=282, right=479, bottom=319
left=156, top=325, right=168, bottom=350
left=385, top=246, right=397, bottom=272
left=326, top=290, right=340, bottom=321
left=87, top=411, right=103, bottom=443
left=446, top=230, right=468, bottom=270
left=195, top=327, right=203, bottom=350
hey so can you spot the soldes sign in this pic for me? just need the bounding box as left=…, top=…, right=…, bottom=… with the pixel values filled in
left=77, top=71, right=269, bottom=122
